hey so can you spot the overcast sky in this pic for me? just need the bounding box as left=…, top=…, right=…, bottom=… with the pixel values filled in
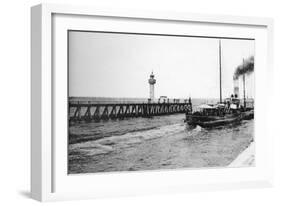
left=68, top=31, right=255, bottom=99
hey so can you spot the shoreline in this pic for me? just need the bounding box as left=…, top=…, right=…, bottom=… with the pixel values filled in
left=228, top=141, right=255, bottom=167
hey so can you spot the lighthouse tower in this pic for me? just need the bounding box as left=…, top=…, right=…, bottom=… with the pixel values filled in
left=148, top=72, right=156, bottom=100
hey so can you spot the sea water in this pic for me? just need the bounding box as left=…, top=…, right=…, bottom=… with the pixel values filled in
left=68, top=99, right=254, bottom=174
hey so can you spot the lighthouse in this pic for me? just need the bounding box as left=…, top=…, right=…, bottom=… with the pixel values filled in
left=148, top=72, right=156, bottom=100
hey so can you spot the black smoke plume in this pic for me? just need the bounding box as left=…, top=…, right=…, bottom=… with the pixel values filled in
left=233, top=56, right=254, bottom=80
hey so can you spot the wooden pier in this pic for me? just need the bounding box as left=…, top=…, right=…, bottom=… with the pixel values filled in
left=69, top=100, right=192, bottom=122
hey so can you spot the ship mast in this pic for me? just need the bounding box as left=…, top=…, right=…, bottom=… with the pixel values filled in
left=219, top=40, right=222, bottom=103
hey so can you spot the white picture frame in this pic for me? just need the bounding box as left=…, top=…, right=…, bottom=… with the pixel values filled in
left=31, top=3, right=274, bottom=202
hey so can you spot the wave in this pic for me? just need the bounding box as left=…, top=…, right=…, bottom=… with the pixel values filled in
left=96, top=123, right=185, bottom=146
left=69, top=125, right=159, bottom=144
left=69, top=123, right=186, bottom=157
left=69, top=141, right=114, bottom=157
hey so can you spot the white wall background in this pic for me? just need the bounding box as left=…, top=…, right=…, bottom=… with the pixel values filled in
left=0, top=0, right=280, bottom=205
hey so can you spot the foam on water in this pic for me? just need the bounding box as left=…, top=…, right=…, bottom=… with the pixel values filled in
left=69, top=113, right=185, bottom=144
left=194, top=125, right=202, bottom=132
left=69, top=141, right=114, bottom=156
left=74, top=123, right=184, bottom=150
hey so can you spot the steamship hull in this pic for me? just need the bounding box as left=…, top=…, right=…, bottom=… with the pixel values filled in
left=186, top=114, right=243, bottom=128
left=242, top=109, right=254, bottom=120
left=186, top=110, right=253, bottom=128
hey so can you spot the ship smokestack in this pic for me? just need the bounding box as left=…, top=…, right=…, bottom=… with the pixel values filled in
left=233, top=79, right=239, bottom=98
left=243, top=73, right=246, bottom=109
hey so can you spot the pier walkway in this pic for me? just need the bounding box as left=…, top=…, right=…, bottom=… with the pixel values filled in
left=69, top=100, right=192, bottom=122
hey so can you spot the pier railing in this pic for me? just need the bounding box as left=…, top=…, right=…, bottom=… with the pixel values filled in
left=69, top=101, right=192, bottom=122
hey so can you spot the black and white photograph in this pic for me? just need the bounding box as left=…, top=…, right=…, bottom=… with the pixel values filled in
left=68, top=31, right=255, bottom=174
